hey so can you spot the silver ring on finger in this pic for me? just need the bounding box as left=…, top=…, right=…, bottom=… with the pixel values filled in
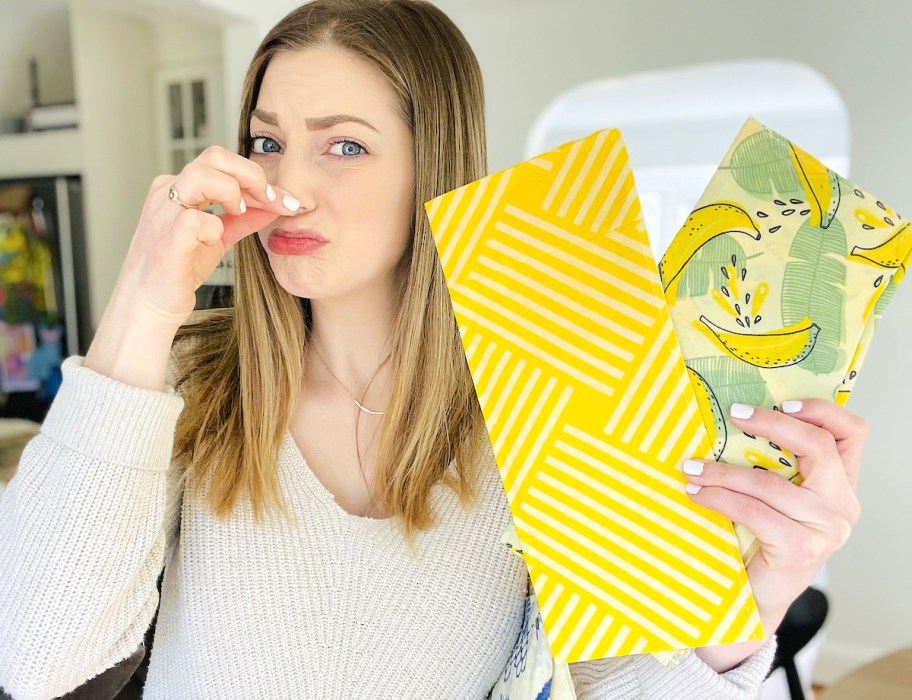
left=168, top=185, right=202, bottom=210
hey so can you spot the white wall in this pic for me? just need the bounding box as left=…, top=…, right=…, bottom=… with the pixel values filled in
left=152, top=13, right=223, bottom=66
left=0, top=2, right=74, bottom=117
left=68, top=0, right=159, bottom=328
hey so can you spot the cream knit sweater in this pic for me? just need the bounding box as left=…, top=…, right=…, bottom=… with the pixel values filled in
left=0, top=355, right=776, bottom=699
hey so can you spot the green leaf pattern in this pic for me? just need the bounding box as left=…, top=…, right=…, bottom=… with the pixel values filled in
left=687, top=356, right=767, bottom=412
left=728, top=130, right=802, bottom=195
left=676, top=235, right=747, bottom=300
left=780, top=219, right=847, bottom=374
left=874, top=275, right=900, bottom=316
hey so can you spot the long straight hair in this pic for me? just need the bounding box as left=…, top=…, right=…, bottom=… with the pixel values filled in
left=170, top=0, right=490, bottom=551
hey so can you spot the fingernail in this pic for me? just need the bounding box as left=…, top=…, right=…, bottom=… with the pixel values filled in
left=239, top=198, right=247, bottom=214
left=683, top=459, right=704, bottom=476
left=685, top=483, right=702, bottom=495
left=782, top=400, right=803, bottom=414
left=266, top=183, right=276, bottom=202
left=730, top=403, right=754, bottom=420
left=283, top=194, right=300, bottom=212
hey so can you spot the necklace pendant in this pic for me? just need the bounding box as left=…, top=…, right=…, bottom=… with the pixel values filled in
left=354, top=399, right=386, bottom=415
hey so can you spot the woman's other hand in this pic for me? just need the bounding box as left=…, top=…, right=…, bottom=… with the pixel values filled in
left=682, top=398, right=867, bottom=672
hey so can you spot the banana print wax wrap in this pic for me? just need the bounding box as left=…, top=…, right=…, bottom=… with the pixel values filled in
left=425, top=128, right=762, bottom=667
left=661, top=117, right=912, bottom=560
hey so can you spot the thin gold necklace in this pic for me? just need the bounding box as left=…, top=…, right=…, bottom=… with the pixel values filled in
left=310, top=342, right=390, bottom=415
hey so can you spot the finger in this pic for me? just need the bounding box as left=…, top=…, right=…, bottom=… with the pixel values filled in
left=777, top=398, right=868, bottom=491
left=218, top=207, right=279, bottom=250
left=173, top=163, right=247, bottom=215
left=685, top=484, right=813, bottom=567
left=171, top=208, right=225, bottom=254
left=194, top=145, right=301, bottom=213
left=728, top=403, right=846, bottom=499
left=681, top=459, right=828, bottom=525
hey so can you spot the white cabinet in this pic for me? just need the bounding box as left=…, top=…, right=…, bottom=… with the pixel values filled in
left=153, top=61, right=225, bottom=175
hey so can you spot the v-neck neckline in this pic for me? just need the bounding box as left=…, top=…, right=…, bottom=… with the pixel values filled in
left=282, top=430, right=401, bottom=530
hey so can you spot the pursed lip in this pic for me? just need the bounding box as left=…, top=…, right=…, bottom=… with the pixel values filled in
left=270, top=228, right=328, bottom=242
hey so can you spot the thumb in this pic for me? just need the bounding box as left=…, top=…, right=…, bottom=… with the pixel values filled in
left=218, top=208, right=279, bottom=250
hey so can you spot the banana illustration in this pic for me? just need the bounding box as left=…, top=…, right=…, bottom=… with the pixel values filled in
left=849, top=222, right=912, bottom=282
left=855, top=207, right=894, bottom=229
left=686, top=367, right=727, bottom=460
left=697, top=315, right=821, bottom=368
left=744, top=449, right=789, bottom=472
left=742, top=448, right=801, bottom=485
left=788, top=142, right=841, bottom=229
left=659, top=202, right=762, bottom=296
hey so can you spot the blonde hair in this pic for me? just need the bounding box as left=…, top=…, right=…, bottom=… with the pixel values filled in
left=171, top=0, right=489, bottom=552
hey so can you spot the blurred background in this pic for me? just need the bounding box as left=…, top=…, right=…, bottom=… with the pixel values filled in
left=0, top=0, right=908, bottom=697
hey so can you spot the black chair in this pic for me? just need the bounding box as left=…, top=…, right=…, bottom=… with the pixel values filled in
left=765, top=586, right=829, bottom=700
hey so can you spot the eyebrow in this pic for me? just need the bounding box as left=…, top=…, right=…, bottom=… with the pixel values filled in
left=251, top=108, right=379, bottom=133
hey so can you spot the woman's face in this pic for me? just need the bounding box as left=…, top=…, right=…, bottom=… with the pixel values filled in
left=252, top=46, right=415, bottom=304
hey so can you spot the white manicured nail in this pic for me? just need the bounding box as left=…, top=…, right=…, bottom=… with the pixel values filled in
left=283, top=194, right=300, bottom=212
left=782, top=400, right=803, bottom=414
left=266, top=183, right=276, bottom=201
left=239, top=198, right=247, bottom=214
left=685, top=483, right=702, bottom=495
left=730, top=403, right=754, bottom=420
left=683, top=459, right=704, bottom=476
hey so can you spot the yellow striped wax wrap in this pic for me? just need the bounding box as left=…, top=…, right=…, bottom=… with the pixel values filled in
left=660, top=117, right=912, bottom=561
left=425, top=129, right=763, bottom=663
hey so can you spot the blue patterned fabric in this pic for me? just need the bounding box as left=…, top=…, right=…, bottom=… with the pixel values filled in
left=489, top=578, right=556, bottom=700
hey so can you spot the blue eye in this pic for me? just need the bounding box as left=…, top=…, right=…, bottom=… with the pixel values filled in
left=329, top=139, right=367, bottom=159
left=250, top=135, right=281, bottom=154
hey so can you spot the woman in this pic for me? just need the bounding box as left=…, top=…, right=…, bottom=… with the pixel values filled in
left=0, top=1, right=865, bottom=698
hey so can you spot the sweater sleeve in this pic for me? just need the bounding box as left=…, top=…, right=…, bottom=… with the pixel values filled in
left=567, top=635, right=777, bottom=699
left=0, top=355, right=186, bottom=700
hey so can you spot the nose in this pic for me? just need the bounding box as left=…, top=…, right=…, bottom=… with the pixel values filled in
left=272, top=149, right=317, bottom=212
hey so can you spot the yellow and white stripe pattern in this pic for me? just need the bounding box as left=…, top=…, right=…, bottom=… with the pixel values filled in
left=425, top=129, right=762, bottom=662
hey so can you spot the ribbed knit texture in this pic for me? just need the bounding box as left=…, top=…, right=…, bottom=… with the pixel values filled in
left=566, top=636, right=777, bottom=699
left=0, top=355, right=776, bottom=699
